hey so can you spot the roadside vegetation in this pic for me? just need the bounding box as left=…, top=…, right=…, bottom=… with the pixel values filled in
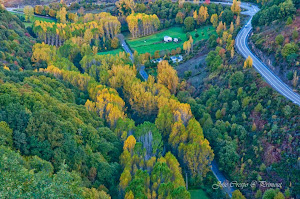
left=251, top=0, right=299, bottom=92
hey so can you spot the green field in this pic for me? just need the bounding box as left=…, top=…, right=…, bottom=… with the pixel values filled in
left=97, top=48, right=123, bottom=55
left=11, top=12, right=56, bottom=27
left=126, top=26, right=216, bottom=55
left=189, top=189, right=210, bottom=199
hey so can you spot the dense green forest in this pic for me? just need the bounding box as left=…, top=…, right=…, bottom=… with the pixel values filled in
left=0, top=69, right=123, bottom=197
left=0, top=0, right=299, bottom=198
left=0, top=7, right=120, bottom=198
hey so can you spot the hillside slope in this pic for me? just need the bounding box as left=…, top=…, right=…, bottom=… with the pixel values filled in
left=0, top=9, right=120, bottom=198
left=251, top=15, right=299, bottom=91
left=0, top=7, right=35, bottom=70
left=251, top=0, right=299, bottom=91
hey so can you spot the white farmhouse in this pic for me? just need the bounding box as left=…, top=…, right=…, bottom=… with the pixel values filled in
left=164, top=36, right=172, bottom=42
left=173, top=38, right=178, bottom=42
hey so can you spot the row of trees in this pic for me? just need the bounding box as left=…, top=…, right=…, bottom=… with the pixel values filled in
left=126, top=13, right=160, bottom=38
left=51, top=40, right=215, bottom=187
left=34, top=4, right=57, bottom=18
left=33, top=12, right=121, bottom=49
left=104, top=60, right=214, bottom=178
left=119, top=123, right=190, bottom=198
left=31, top=39, right=214, bottom=197
left=40, top=64, right=126, bottom=128
left=31, top=41, right=126, bottom=128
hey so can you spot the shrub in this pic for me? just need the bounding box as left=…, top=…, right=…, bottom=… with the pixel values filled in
left=275, top=34, right=284, bottom=45
left=287, top=71, right=294, bottom=80
left=281, top=42, right=299, bottom=58
left=184, top=70, right=192, bottom=78
left=286, top=16, right=293, bottom=25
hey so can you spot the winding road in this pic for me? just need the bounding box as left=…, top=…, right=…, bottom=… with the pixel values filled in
left=234, top=3, right=300, bottom=106
left=122, top=1, right=300, bottom=106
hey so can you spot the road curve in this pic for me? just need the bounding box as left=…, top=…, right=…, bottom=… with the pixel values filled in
left=234, top=2, right=300, bottom=106
left=176, top=0, right=300, bottom=106
left=188, top=1, right=300, bottom=106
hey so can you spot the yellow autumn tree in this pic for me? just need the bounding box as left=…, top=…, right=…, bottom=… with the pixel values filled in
left=183, top=40, right=192, bottom=54
left=230, top=22, right=234, bottom=34
left=198, top=6, right=209, bottom=24
left=0, top=0, right=4, bottom=8
left=244, top=56, right=253, bottom=68
left=116, top=0, right=136, bottom=16
left=236, top=15, right=240, bottom=26
left=3, top=65, right=10, bottom=71
left=231, top=0, right=241, bottom=14
left=231, top=48, right=235, bottom=58
left=125, top=191, right=134, bottom=199
left=56, top=7, right=67, bottom=23
left=31, top=43, right=56, bottom=64
left=292, top=71, right=298, bottom=88
left=216, top=21, right=224, bottom=35
left=124, top=135, right=136, bottom=152
left=157, top=61, right=179, bottom=95
left=84, top=29, right=93, bottom=44
left=119, top=168, right=132, bottom=192
left=24, top=6, right=34, bottom=22
left=210, top=14, right=218, bottom=27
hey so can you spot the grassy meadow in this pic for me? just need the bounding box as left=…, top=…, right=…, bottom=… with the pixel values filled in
left=11, top=12, right=56, bottom=27
left=126, top=26, right=216, bottom=55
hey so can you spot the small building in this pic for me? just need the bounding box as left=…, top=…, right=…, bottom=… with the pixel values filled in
left=170, top=55, right=183, bottom=63
left=164, top=36, right=172, bottom=42
left=151, top=58, right=163, bottom=63
left=173, top=38, right=179, bottom=42
left=156, top=58, right=163, bottom=63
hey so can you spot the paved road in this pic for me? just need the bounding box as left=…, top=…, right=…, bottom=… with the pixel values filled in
left=121, top=40, right=149, bottom=81
left=183, top=1, right=300, bottom=106
left=211, top=160, right=235, bottom=197
left=185, top=1, right=300, bottom=197
left=234, top=4, right=300, bottom=106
